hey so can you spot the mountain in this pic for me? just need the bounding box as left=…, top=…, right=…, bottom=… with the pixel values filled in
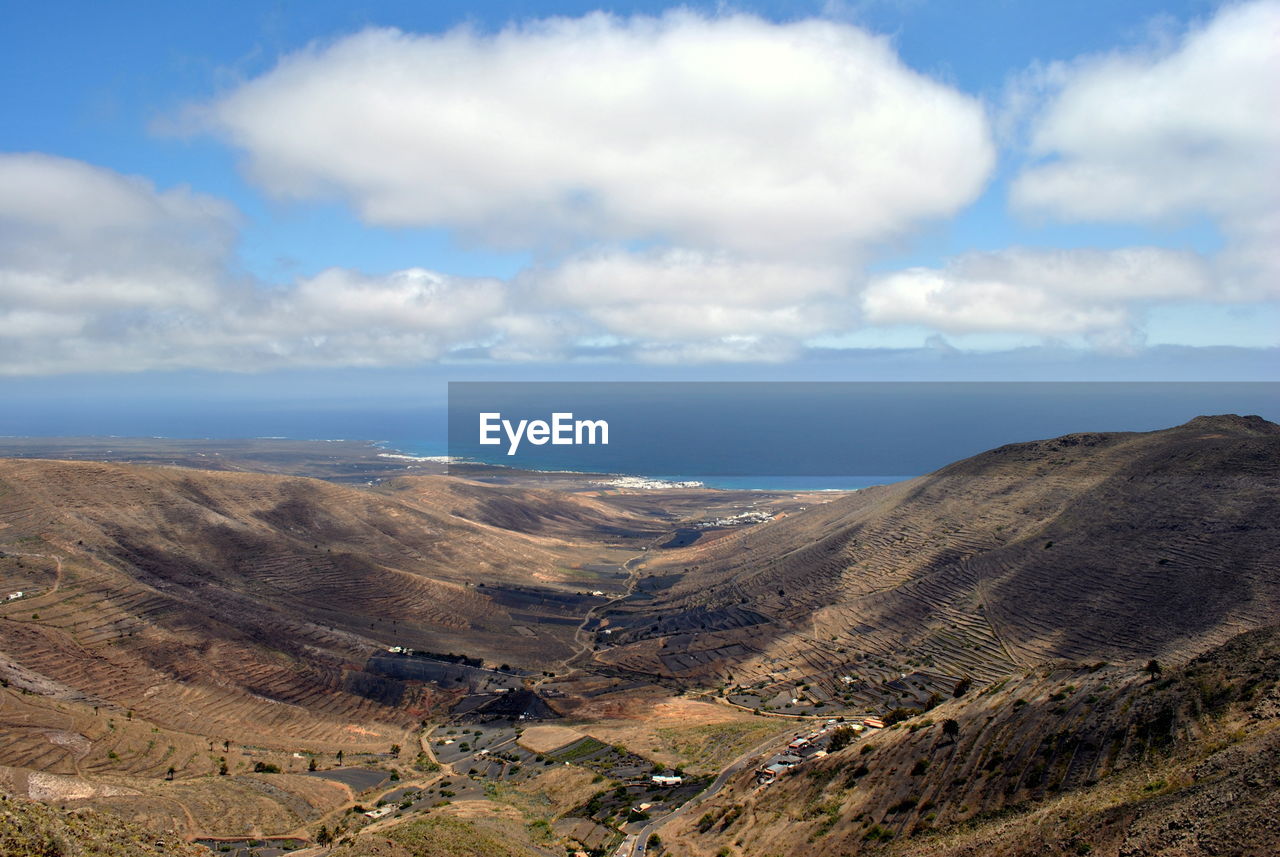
left=658, top=622, right=1280, bottom=857
left=0, top=416, right=1275, bottom=852
left=0, top=458, right=668, bottom=737
left=0, top=459, right=666, bottom=838
left=593, top=415, right=1280, bottom=714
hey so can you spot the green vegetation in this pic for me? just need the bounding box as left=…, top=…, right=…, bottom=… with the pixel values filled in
left=654, top=720, right=783, bottom=773
left=806, top=799, right=843, bottom=839
left=863, top=823, right=894, bottom=842
left=547, top=736, right=610, bottom=763
left=0, top=795, right=202, bottom=857
left=826, top=725, right=857, bottom=752
left=329, top=814, right=546, bottom=857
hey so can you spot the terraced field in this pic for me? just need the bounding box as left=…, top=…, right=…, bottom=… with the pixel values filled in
left=1, top=417, right=1274, bottom=854
left=660, top=622, right=1280, bottom=857
left=0, top=459, right=685, bottom=840
left=595, top=416, right=1280, bottom=712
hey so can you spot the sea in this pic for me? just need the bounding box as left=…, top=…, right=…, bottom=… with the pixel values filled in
left=3, top=381, right=1276, bottom=492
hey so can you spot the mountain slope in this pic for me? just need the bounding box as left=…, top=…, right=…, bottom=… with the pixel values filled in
left=0, top=460, right=636, bottom=752
left=595, top=415, right=1280, bottom=711
left=660, top=622, right=1280, bottom=857
left=0, top=794, right=209, bottom=857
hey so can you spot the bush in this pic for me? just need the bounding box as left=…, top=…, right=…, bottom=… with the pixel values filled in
left=884, top=707, right=918, bottom=726
left=842, top=763, right=870, bottom=786
left=827, top=726, right=856, bottom=752
left=863, top=824, right=894, bottom=841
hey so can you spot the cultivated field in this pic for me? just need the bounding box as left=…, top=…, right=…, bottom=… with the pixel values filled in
left=1, top=417, right=1275, bottom=854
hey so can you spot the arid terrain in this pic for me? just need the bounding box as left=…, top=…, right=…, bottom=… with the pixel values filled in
left=0, top=415, right=1277, bottom=856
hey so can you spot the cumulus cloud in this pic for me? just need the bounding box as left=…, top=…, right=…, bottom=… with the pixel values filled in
left=862, top=247, right=1211, bottom=342
left=0, top=153, right=235, bottom=315
left=1012, top=0, right=1280, bottom=298
left=523, top=249, right=855, bottom=342
left=6, top=6, right=1276, bottom=373
left=178, top=11, right=995, bottom=363
left=0, top=154, right=845, bottom=371
left=0, top=154, right=507, bottom=373
left=194, top=11, right=993, bottom=259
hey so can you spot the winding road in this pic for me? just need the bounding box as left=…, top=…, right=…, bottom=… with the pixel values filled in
left=621, top=728, right=799, bottom=857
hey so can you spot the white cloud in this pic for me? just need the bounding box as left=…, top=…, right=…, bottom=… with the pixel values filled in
left=195, top=11, right=993, bottom=259
left=1011, top=0, right=1280, bottom=298
left=0, top=154, right=846, bottom=371
left=628, top=335, right=805, bottom=364
left=0, top=153, right=235, bottom=315
left=0, top=154, right=507, bottom=373
left=523, top=249, right=854, bottom=342
left=6, top=6, right=1277, bottom=373
left=0, top=151, right=1259, bottom=372
left=227, top=268, right=511, bottom=367
left=862, top=247, right=1210, bottom=341
left=259, top=268, right=506, bottom=337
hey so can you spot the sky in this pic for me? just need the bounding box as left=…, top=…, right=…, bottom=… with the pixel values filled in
left=0, top=0, right=1277, bottom=414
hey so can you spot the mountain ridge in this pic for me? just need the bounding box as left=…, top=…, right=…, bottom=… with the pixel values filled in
left=592, top=415, right=1280, bottom=712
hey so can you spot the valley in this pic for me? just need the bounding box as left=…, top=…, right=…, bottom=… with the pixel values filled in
left=1, top=415, right=1277, bottom=856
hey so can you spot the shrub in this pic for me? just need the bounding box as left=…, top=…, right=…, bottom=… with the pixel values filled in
left=828, top=726, right=857, bottom=752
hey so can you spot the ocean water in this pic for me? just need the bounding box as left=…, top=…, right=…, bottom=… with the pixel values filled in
left=3, top=381, right=1276, bottom=491
left=386, top=440, right=913, bottom=492
left=444, top=381, right=1280, bottom=481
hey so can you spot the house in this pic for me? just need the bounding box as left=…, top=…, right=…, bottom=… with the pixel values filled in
left=6, top=591, right=22, bottom=601
left=651, top=774, right=683, bottom=786
left=787, top=737, right=811, bottom=750
left=364, top=805, right=395, bottom=819
left=757, top=762, right=791, bottom=782
left=863, top=717, right=886, bottom=729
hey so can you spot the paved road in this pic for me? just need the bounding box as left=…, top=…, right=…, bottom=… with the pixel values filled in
left=538, top=544, right=657, bottom=686
left=623, top=729, right=798, bottom=857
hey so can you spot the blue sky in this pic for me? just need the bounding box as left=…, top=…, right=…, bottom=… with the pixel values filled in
left=0, top=0, right=1276, bottom=405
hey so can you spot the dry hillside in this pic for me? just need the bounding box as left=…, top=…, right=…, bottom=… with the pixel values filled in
left=660, top=622, right=1280, bottom=857
left=596, top=416, right=1280, bottom=713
